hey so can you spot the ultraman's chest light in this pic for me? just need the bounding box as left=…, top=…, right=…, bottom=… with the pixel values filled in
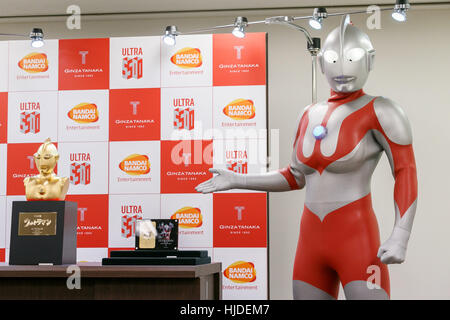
left=313, top=125, right=328, bottom=140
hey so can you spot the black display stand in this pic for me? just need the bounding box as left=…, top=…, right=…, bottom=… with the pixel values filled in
left=103, top=250, right=211, bottom=266
left=9, top=201, right=78, bottom=265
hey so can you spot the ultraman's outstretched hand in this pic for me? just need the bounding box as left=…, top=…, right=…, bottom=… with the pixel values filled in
left=195, top=166, right=305, bottom=194
left=195, top=168, right=240, bottom=193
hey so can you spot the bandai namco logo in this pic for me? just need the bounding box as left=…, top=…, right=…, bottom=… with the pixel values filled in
left=170, top=207, right=203, bottom=228
left=18, top=52, right=49, bottom=73
left=67, top=103, right=99, bottom=124
left=119, top=154, right=150, bottom=175
left=223, top=261, right=257, bottom=283
left=170, top=47, right=202, bottom=69
left=223, top=99, right=256, bottom=120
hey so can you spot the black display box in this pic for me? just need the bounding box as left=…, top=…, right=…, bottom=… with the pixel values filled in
left=9, top=201, right=78, bottom=265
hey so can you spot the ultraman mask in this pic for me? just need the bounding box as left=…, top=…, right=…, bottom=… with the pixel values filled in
left=319, top=15, right=376, bottom=93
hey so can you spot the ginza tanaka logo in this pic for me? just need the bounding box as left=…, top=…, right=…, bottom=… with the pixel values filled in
left=119, top=154, right=150, bottom=175
left=67, top=103, right=99, bottom=124
left=18, top=52, right=49, bottom=73
left=170, top=207, right=203, bottom=228
left=223, top=261, right=257, bottom=283
left=20, top=102, right=40, bottom=134
left=223, top=99, right=255, bottom=120
left=122, top=47, right=143, bottom=79
left=170, top=47, right=202, bottom=69
left=70, top=153, right=91, bottom=185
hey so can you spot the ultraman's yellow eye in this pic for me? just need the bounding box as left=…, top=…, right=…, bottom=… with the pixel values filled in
left=323, top=50, right=339, bottom=64
left=345, top=48, right=365, bottom=62
left=43, top=154, right=53, bottom=160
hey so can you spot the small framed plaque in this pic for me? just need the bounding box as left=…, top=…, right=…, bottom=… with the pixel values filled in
left=135, top=219, right=178, bottom=250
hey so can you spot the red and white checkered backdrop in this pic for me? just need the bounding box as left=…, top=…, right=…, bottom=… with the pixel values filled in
left=0, top=32, right=268, bottom=299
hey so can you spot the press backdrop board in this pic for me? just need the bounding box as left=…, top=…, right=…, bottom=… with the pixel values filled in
left=0, top=32, right=269, bottom=299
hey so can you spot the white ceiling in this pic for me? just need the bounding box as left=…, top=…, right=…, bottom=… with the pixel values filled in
left=0, top=0, right=443, bottom=17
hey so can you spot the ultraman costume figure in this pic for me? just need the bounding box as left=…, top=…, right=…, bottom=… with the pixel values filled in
left=196, top=15, right=418, bottom=300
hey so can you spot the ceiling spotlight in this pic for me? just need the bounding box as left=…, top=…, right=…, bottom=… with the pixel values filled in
left=392, top=0, right=410, bottom=22
left=163, top=25, right=178, bottom=46
left=30, top=28, right=44, bottom=48
left=232, top=17, right=248, bottom=38
left=309, top=7, right=328, bottom=30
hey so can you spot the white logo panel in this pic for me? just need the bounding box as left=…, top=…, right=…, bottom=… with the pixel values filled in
left=6, top=195, right=26, bottom=249
left=0, top=196, right=6, bottom=248
left=0, top=144, right=6, bottom=196
left=213, top=85, right=266, bottom=139
left=213, top=247, right=268, bottom=300
left=58, top=90, right=109, bottom=142
left=7, top=91, right=57, bottom=143
left=58, top=142, right=109, bottom=195
left=161, top=35, right=212, bottom=87
left=0, top=42, right=8, bottom=91
left=76, top=248, right=108, bottom=263
left=109, top=36, right=160, bottom=89
left=109, top=141, right=161, bottom=194
left=108, top=194, right=160, bottom=248
left=161, top=193, right=213, bottom=248
left=161, top=87, right=213, bottom=140
left=9, top=39, right=59, bottom=92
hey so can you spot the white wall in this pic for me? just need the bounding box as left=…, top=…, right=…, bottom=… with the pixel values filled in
left=2, top=5, right=449, bottom=299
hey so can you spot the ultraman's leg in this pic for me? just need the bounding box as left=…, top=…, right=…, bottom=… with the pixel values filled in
left=343, top=280, right=389, bottom=300
left=293, top=280, right=336, bottom=300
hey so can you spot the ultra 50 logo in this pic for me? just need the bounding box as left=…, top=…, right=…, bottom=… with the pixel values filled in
left=223, top=99, right=255, bottom=120
left=70, top=153, right=91, bottom=185
left=18, top=52, right=49, bottom=73
left=226, top=150, right=248, bottom=174
left=170, top=207, right=203, bottom=228
left=119, top=154, right=150, bottom=175
left=122, top=48, right=143, bottom=80
left=173, top=98, right=195, bottom=131
left=19, top=102, right=41, bottom=134
left=223, top=261, right=257, bottom=283
left=121, top=205, right=143, bottom=238
left=67, top=103, right=99, bottom=124
left=170, top=48, right=202, bottom=69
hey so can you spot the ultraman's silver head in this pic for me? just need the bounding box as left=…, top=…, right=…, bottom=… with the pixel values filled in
left=319, top=15, right=375, bottom=93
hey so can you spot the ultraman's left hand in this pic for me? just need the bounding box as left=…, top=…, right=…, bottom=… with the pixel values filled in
left=377, top=226, right=411, bottom=264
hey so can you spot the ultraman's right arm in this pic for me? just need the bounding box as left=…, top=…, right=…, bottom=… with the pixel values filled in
left=195, top=109, right=306, bottom=193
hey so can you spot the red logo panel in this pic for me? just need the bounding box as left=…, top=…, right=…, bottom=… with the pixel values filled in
left=6, top=143, right=57, bottom=195
left=0, top=92, right=6, bottom=143
left=161, top=140, right=213, bottom=193
left=66, top=194, right=108, bottom=248
left=109, top=88, right=160, bottom=141
left=0, top=248, right=4, bottom=262
left=58, top=38, right=110, bottom=90
left=213, top=193, right=267, bottom=247
left=213, top=33, right=266, bottom=86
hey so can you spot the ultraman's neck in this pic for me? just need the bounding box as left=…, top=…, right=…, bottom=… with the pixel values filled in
left=328, top=89, right=365, bottom=103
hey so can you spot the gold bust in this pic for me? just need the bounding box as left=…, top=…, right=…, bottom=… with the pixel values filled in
left=24, top=138, right=69, bottom=201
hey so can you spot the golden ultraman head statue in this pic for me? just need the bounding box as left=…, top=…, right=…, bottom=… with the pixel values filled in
left=24, top=138, right=69, bottom=201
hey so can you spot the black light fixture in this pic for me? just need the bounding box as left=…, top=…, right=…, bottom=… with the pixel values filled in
left=309, top=7, right=328, bottom=30
left=232, top=17, right=248, bottom=38
left=30, top=28, right=44, bottom=48
left=392, top=0, right=410, bottom=22
left=163, top=25, right=178, bottom=46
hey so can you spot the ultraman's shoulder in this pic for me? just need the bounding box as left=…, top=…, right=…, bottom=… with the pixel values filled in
left=373, top=96, right=412, bottom=145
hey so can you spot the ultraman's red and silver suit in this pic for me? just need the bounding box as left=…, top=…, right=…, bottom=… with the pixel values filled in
left=196, top=16, right=418, bottom=300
